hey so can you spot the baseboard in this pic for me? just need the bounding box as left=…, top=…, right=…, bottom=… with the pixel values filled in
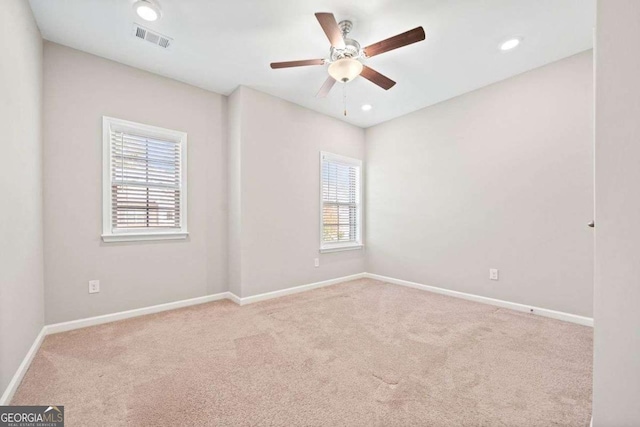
left=365, top=273, right=594, bottom=327
left=232, top=273, right=366, bottom=305
left=39, top=273, right=367, bottom=335
left=226, top=292, right=242, bottom=305
left=45, top=292, right=231, bottom=335
left=0, top=327, right=46, bottom=405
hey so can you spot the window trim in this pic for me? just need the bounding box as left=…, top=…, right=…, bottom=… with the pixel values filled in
left=102, top=116, right=188, bottom=243
left=319, top=151, right=363, bottom=253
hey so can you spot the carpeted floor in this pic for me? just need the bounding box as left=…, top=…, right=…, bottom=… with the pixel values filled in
left=12, top=279, right=593, bottom=426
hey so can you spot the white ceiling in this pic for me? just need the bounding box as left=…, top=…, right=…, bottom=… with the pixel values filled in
left=29, top=0, right=595, bottom=128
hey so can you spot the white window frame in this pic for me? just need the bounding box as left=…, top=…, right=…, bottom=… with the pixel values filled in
left=102, top=116, right=188, bottom=242
left=319, top=151, right=363, bottom=253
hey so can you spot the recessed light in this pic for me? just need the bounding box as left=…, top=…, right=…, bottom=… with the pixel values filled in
left=361, top=104, right=372, bottom=111
left=500, top=38, right=521, bottom=51
left=134, top=0, right=161, bottom=22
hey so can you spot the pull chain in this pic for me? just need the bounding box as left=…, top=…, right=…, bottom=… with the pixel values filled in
left=343, top=81, right=347, bottom=116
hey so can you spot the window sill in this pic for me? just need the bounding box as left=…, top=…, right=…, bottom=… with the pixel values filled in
left=102, top=232, right=189, bottom=243
left=319, top=244, right=363, bottom=254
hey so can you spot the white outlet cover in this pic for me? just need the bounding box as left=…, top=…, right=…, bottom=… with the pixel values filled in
left=489, top=269, right=499, bottom=281
left=314, top=258, right=320, bottom=268
left=89, top=280, right=100, bottom=293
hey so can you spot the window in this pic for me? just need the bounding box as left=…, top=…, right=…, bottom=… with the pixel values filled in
left=102, top=117, right=187, bottom=242
left=320, top=152, right=363, bottom=252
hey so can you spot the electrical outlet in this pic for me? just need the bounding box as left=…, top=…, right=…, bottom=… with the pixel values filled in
left=89, top=280, right=100, bottom=294
left=314, top=258, right=320, bottom=268
left=489, top=269, right=499, bottom=281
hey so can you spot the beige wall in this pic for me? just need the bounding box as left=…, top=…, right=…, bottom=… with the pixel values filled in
left=41, top=43, right=593, bottom=318
left=593, top=0, right=640, bottom=424
left=229, top=87, right=366, bottom=297
left=35, top=22, right=596, bottom=321
left=366, top=51, right=594, bottom=317
left=43, top=43, right=227, bottom=324
left=42, top=45, right=364, bottom=318
left=0, top=1, right=44, bottom=395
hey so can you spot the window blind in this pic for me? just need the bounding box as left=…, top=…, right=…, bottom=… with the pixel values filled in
left=110, top=131, right=181, bottom=230
left=321, top=156, right=360, bottom=244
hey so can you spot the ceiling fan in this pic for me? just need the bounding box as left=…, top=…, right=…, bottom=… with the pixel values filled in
left=270, top=13, right=425, bottom=98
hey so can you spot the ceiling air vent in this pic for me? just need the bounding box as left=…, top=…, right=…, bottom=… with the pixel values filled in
left=132, top=24, right=173, bottom=49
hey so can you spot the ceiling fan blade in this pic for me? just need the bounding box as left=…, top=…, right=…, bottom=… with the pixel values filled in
left=270, top=59, right=325, bottom=69
left=363, top=27, right=426, bottom=58
left=360, top=66, right=396, bottom=90
left=316, top=77, right=336, bottom=98
left=315, top=13, right=346, bottom=49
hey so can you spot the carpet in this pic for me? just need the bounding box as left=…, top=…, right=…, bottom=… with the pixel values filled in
left=12, top=279, right=593, bottom=426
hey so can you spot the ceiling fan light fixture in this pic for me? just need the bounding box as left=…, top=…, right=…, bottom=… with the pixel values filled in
left=328, top=58, right=363, bottom=82
left=134, top=0, right=162, bottom=22
left=270, top=13, right=424, bottom=99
